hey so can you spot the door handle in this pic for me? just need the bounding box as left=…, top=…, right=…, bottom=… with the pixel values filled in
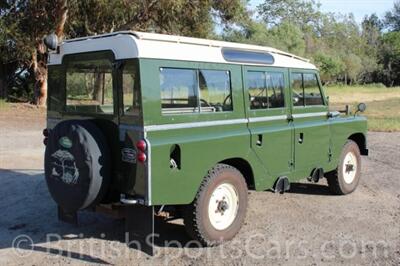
left=256, top=134, right=263, bottom=146
left=287, top=114, right=294, bottom=122
left=298, top=133, right=304, bottom=144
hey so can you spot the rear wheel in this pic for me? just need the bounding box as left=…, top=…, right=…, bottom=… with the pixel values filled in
left=184, top=164, right=248, bottom=246
left=327, top=140, right=361, bottom=195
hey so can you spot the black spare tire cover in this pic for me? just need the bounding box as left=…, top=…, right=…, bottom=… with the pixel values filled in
left=45, top=120, right=111, bottom=212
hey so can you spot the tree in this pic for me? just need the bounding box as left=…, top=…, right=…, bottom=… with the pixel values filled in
left=257, top=0, right=322, bottom=30
left=362, top=14, right=383, bottom=46
left=223, top=20, right=305, bottom=55
left=378, top=32, right=400, bottom=86
left=1, top=0, right=68, bottom=105
left=0, top=0, right=247, bottom=103
left=384, top=0, right=400, bottom=31
left=343, top=54, right=363, bottom=84
left=313, top=53, right=344, bottom=84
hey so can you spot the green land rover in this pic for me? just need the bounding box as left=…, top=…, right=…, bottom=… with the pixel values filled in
left=43, top=31, right=368, bottom=247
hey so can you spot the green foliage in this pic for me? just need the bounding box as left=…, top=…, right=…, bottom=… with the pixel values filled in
left=0, top=0, right=248, bottom=100
left=257, top=0, right=322, bottom=30
left=55, top=0, right=248, bottom=39
left=224, top=20, right=306, bottom=56
left=269, top=22, right=306, bottom=56
left=313, top=53, right=344, bottom=83
left=384, top=1, right=400, bottom=31
left=225, top=0, right=400, bottom=86
left=378, top=31, right=400, bottom=86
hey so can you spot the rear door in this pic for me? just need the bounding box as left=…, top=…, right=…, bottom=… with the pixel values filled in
left=115, top=59, right=149, bottom=201
left=290, top=70, right=330, bottom=176
left=244, top=66, right=294, bottom=186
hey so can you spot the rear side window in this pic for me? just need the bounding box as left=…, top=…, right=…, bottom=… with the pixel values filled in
left=247, top=71, right=285, bottom=109
left=66, top=59, right=114, bottom=114
left=160, top=68, right=198, bottom=114
left=291, top=73, right=304, bottom=107
left=122, top=62, right=140, bottom=116
left=291, top=73, right=324, bottom=107
left=303, top=74, right=323, bottom=106
left=160, top=68, right=232, bottom=114
left=199, top=70, right=232, bottom=112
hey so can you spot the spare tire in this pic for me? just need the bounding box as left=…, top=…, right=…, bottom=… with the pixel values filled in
left=44, top=120, right=111, bottom=212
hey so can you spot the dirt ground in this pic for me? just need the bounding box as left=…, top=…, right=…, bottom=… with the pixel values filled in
left=0, top=105, right=399, bottom=265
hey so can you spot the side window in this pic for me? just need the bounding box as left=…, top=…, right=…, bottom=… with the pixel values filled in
left=199, top=70, right=232, bottom=112
left=122, top=62, right=140, bottom=116
left=160, top=67, right=233, bottom=114
left=266, top=72, right=285, bottom=108
left=247, top=71, right=285, bottom=109
left=303, top=73, right=324, bottom=106
left=160, top=68, right=199, bottom=114
left=292, top=73, right=324, bottom=107
left=291, top=73, right=304, bottom=107
left=248, top=71, right=267, bottom=109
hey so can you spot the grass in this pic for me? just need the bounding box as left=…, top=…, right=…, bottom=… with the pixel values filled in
left=0, top=99, right=7, bottom=110
left=326, top=85, right=400, bottom=132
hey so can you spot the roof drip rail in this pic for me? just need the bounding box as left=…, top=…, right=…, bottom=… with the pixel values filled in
left=64, top=31, right=139, bottom=44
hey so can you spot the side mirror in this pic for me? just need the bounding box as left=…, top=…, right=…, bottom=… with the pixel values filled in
left=357, top=103, right=367, bottom=113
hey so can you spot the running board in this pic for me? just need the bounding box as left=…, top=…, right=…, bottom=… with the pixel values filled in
left=273, top=176, right=290, bottom=193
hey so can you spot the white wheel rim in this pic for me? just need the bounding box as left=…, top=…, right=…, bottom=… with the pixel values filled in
left=343, top=151, right=357, bottom=184
left=208, top=183, right=239, bottom=231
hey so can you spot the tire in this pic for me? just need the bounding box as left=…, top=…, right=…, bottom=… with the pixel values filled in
left=44, top=120, right=111, bottom=212
left=326, top=140, right=361, bottom=195
left=184, top=164, right=248, bottom=246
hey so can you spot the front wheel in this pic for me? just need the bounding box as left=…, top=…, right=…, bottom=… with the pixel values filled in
left=326, top=140, right=362, bottom=195
left=184, top=164, right=248, bottom=246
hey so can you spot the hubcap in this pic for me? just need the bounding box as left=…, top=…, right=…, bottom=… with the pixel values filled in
left=208, top=183, right=239, bottom=231
left=343, top=151, right=357, bottom=184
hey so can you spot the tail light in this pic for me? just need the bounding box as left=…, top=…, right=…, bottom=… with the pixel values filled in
left=136, top=140, right=147, bottom=163
left=136, top=140, right=147, bottom=152
left=137, top=152, right=147, bottom=163
left=43, top=128, right=49, bottom=137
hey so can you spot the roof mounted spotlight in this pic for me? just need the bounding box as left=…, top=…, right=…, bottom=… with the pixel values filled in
left=44, top=33, right=58, bottom=51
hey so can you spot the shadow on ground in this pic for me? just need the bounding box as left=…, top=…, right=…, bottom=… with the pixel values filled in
left=0, top=169, right=341, bottom=263
left=0, top=169, right=194, bottom=264
left=288, top=182, right=334, bottom=196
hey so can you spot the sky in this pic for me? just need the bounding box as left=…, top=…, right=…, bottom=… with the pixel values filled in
left=249, top=0, right=396, bottom=23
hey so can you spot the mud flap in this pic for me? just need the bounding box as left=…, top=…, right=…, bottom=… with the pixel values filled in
left=125, top=205, right=155, bottom=256
left=274, top=176, right=290, bottom=194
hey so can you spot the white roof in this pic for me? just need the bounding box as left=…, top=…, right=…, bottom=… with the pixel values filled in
left=48, top=31, right=317, bottom=70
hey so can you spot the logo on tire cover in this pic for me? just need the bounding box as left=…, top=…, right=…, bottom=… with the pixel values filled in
left=50, top=149, right=79, bottom=185
left=59, top=136, right=73, bottom=149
